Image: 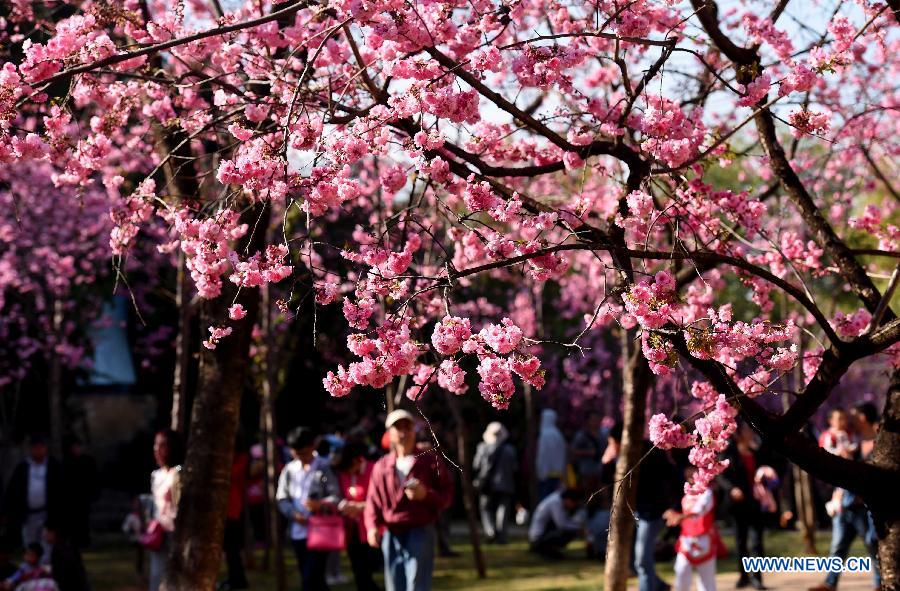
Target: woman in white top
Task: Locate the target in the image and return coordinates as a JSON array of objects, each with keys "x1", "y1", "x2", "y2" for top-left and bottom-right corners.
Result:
[{"x1": 148, "y1": 429, "x2": 183, "y2": 591}]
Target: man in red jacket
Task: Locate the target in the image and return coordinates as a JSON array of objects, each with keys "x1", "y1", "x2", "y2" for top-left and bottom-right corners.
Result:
[{"x1": 364, "y1": 409, "x2": 454, "y2": 591}]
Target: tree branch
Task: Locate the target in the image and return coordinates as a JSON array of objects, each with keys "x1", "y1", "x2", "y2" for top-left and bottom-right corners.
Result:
[
  {"x1": 31, "y1": 0, "x2": 315, "y2": 89},
  {"x1": 671, "y1": 335, "x2": 895, "y2": 496}
]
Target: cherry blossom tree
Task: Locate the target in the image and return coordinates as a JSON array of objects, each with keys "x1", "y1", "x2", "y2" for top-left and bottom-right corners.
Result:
[
  {"x1": 2, "y1": 0, "x2": 900, "y2": 589},
  {"x1": 0, "y1": 160, "x2": 118, "y2": 454}
]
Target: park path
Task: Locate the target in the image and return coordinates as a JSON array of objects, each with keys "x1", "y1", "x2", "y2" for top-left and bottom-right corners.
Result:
[{"x1": 660, "y1": 570, "x2": 877, "y2": 591}]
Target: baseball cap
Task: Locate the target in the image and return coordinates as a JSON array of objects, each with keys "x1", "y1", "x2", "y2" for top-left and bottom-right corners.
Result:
[{"x1": 385, "y1": 409, "x2": 415, "y2": 429}]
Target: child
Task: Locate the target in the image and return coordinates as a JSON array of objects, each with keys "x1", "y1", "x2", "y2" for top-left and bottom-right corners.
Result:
[
  {"x1": 818, "y1": 408, "x2": 857, "y2": 458},
  {"x1": 666, "y1": 468, "x2": 719, "y2": 591},
  {"x1": 0, "y1": 543, "x2": 57, "y2": 591},
  {"x1": 121, "y1": 496, "x2": 147, "y2": 576},
  {"x1": 818, "y1": 408, "x2": 857, "y2": 516}
]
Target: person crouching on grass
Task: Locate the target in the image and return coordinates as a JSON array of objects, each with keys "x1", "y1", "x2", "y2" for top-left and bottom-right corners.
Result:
[
  {"x1": 665, "y1": 466, "x2": 721, "y2": 591},
  {"x1": 364, "y1": 409, "x2": 453, "y2": 591},
  {"x1": 527, "y1": 488, "x2": 586, "y2": 559}
]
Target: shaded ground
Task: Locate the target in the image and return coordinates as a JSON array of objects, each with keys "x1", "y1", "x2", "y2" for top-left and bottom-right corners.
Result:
[{"x1": 83, "y1": 526, "x2": 874, "y2": 590}]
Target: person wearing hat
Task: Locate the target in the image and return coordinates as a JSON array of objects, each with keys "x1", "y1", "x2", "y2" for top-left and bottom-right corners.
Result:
[
  {"x1": 276, "y1": 427, "x2": 340, "y2": 590},
  {"x1": 472, "y1": 422, "x2": 518, "y2": 544},
  {"x1": 364, "y1": 409, "x2": 454, "y2": 591}
]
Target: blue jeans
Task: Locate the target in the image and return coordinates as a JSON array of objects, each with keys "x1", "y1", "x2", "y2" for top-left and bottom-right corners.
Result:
[
  {"x1": 587, "y1": 509, "x2": 611, "y2": 557},
  {"x1": 824, "y1": 505, "x2": 881, "y2": 588},
  {"x1": 634, "y1": 517, "x2": 667, "y2": 591},
  {"x1": 382, "y1": 525, "x2": 435, "y2": 591}
]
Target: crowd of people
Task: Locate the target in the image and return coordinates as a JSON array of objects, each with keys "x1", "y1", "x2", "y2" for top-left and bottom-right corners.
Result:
[{"x1": 0, "y1": 399, "x2": 884, "y2": 591}]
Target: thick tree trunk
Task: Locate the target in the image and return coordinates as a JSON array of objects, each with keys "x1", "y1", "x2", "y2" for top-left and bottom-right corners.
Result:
[
  {"x1": 869, "y1": 369, "x2": 900, "y2": 590},
  {"x1": 604, "y1": 328, "x2": 652, "y2": 591},
  {"x1": 877, "y1": 521, "x2": 900, "y2": 591},
  {"x1": 162, "y1": 205, "x2": 268, "y2": 591},
  {"x1": 446, "y1": 394, "x2": 487, "y2": 578}
]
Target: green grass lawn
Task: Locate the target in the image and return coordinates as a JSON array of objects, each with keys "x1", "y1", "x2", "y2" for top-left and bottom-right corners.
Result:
[{"x1": 82, "y1": 527, "x2": 869, "y2": 590}]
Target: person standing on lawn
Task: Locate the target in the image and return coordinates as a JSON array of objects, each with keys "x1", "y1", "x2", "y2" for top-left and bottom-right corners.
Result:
[
  {"x1": 666, "y1": 466, "x2": 720, "y2": 591},
  {"x1": 147, "y1": 429, "x2": 183, "y2": 591},
  {"x1": 472, "y1": 422, "x2": 518, "y2": 544},
  {"x1": 221, "y1": 434, "x2": 250, "y2": 591},
  {"x1": 364, "y1": 410, "x2": 453, "y2": 591},
  {"x1": 720, "y1": 421, "x2": 768, "y2": 590},
  {"x1": 536, "y1": 409, "x2": 567, "y2": 502},
  {"x1": 570, "y1": 412, "x2": 604, "y2": 491},
  {"x1": 276, "y1": 427, "x2": 341, "y2": 591},
  {"x1": 3, "y1": 434, "x2": 64, "y2": 549},
  {"x1": 336, "y1": 441, "x2": 381, "y2": 591},
  {"x1": 633, "y1": 439, "x2": 681, "y2": 591},
  {"x1": 808, "y1": 402, "x2": 882, "y2": 591}
]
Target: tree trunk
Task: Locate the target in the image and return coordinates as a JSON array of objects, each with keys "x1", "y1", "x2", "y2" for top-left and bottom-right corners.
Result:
[
  {"x1": 523, "y1": 382, "x2": 538, "y2": 510},
  {"x1": 793, "y1": 465, "x2": 817, "y2": 555},
  {"x1": 49, "y1": 298, "x2": 64, "y2": 458},
  {"x1": 170, "y1": 252, "x2": 192, "y2": 434},
  {"x1": 162, "y1": 205, "x2": 268, "y2": 591},
  {"x1": 446, "y1": 394, "x2": 487, "y2": 579},
  {"x1": 604, "y1": 327, "x2": 652, "y2": 591},
  {"x1": 877, "y1": 521, "x2": 900, "y2": 591},
  {"x1": 870, "y1": 369, "x2": 900, "y2": 590},
  {"x1": 260, "y1": 284, "x2": 286, "y2": 591}
]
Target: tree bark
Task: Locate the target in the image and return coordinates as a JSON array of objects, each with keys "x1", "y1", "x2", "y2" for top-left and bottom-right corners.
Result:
[
  {"x1": 48, "y1": 298, "x2": 65, "y2": 458},
  {"x1": 170, "y1": 252, "x2": 192, "y2": 434},
  {"x1": 604, "y1": 327, "x2": 652, "y2": 591},
  {"x1": 162, "y1": 204, "x2": 269, "y2": 591},
  {"x1": 793, "y1": 465, "x2": 817, "y2": 555},
  {"x1": 445, "y1": 394, "x2": 487, "y2": 578},
  {"x1": 523, "y1": 382, "x2": 538, "y2": 510},
  {"x1": 260, "y1": 284, "x2": 286, "y2": 591},
  {"x1": 870, "y1": 369, "x2": 900, "y2": 590}
]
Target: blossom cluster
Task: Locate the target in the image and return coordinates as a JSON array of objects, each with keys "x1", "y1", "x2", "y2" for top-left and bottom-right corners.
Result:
[
  {"x1": 650, "y1": 383, "x2": 738, "y2": 494},
  {"x1": 323, "y1": 318, "x2": 424, "y2": 397}
]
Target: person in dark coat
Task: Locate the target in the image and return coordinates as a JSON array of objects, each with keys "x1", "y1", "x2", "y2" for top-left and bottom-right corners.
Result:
[
  {"x1": 62, "y1": 438, "x2": 98, "y2": 549},
  {"x1": 473, "y1": 422, "x2": 518, "y2": 544},
  {"x1": 633, "y1": 439, "x2": 681, "y2": 591},
  {"x1": 3, "y1": 435, "x2": 65, "y2": 548},
  {"x1": 719, "y1": 420, "x2": 769, "y2": 590}
]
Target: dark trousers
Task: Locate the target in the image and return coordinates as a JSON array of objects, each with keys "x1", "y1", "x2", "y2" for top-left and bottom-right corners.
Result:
[
  {"x1": 435, "y1": 512, "x2": 455, "y2": 556},
  {"x1": 224, "y1": 518, "x2": 248, "y2": 588},
  {"x1": 530, "y1": 527, "x2": 578, "y2": 558},
  {"x1": 248, "y1": 503, "x2": 266, "y2": 545},
  {"x1": 347, "y1": 529, "x2": 381, "y2": 591},
  {"x1": 734, "y1": 513, "x2": 765, "y2": 583},
  {"x1": 479, "y1": 493, "x2": 512, "y2": 544},
  {"x1": 292, "y1": 539, "x2": 329, "y2": 591}
]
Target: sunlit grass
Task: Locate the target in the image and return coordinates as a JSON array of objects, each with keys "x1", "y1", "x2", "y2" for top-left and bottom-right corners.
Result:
[{"x1": 82, "y1": 526, "x2": 869, "y2": 590}]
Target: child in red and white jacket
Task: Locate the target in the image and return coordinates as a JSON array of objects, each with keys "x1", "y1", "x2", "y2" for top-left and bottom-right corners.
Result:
[{"x1": 666, "y1": 468, "x2": 720, "y2": 591}]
